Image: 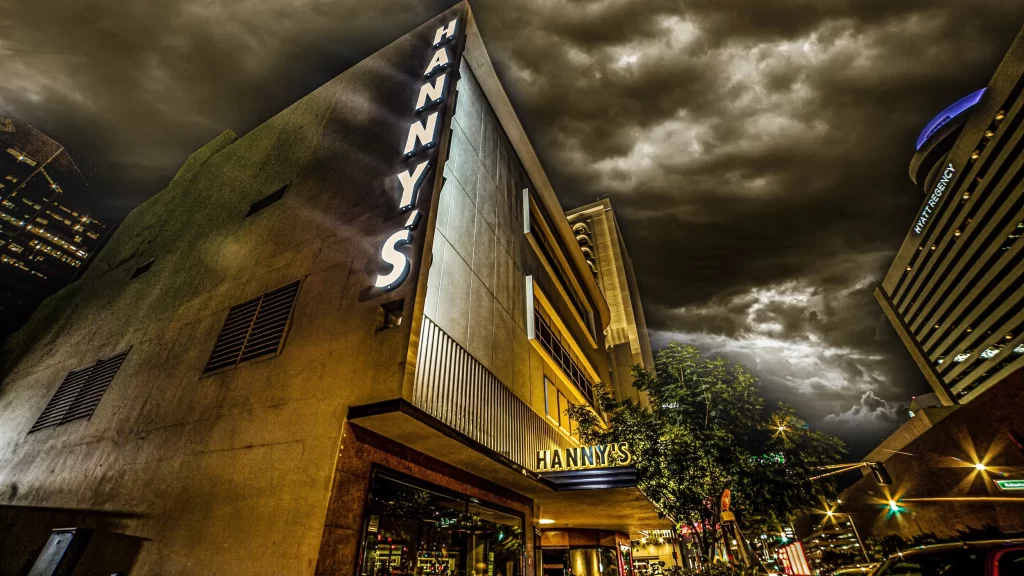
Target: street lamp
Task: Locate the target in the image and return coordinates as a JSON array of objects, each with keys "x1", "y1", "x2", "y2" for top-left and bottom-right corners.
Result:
[{"x1": 822, "y1": 507, "x2": 870, "y2": 563}]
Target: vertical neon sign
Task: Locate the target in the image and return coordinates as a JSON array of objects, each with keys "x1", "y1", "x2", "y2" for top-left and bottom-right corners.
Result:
[{"x1": 374, "y1": 18, "x2": 458, "y2": 289}]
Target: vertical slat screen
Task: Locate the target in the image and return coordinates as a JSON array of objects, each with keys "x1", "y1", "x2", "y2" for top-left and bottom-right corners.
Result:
[{"x1": 413, "y1": 316, "x2": 572, "y2": 470}]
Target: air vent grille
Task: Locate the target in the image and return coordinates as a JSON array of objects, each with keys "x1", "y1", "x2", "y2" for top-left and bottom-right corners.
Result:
[
  {"x1": 30, "y1": 350, "x2": 130, "y2": 433},
  {"x1": 204, "y1": 280, "x2": 300, "y2": 373}
]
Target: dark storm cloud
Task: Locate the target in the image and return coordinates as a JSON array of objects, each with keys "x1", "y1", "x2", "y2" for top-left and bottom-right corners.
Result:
[
  {"x1": 469, "y1": 0, "x2": 1022, "y2": 452},
  {"x1": 2, "y1": 0, "x2": 1021, "y2": 454},
  {"x1": 0, "y1": 0, "x2": 452, "y2": 216}
]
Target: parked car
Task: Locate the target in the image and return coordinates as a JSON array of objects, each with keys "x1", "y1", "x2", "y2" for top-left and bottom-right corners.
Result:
[
  {"x1": 833, "y1": 563, "x2": 878, "y2": 575},
  {"x1": 871, "y1": 539, "x2": 1024, "y2": 576}
]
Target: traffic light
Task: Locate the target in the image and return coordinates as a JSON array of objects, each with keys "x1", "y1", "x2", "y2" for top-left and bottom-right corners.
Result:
[{"x1": 868, "y1": 462, "x2": 892, "y2": 485}]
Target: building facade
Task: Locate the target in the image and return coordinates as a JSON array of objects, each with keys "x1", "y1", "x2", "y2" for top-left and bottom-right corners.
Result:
[
  {"x1": 875, "y1": 26, "x2": 1024, "y2": 406},
  {"x1": 841, "y1": 25, "x2": 1024, "y2": 540},
  {"x1": 565, "y1": 200, "x2": 654, "y2": 405},
  {"x1": 0, "y1": 118, "x2": 106, "y2": 338},
  {"x1": 800, "y1": 518, "x2": 865, "y2": 571},
  {"x1": 838, "y1": 366, "x2": 1024, "y2": 539},
  {"x1": 0, "y1": 5, "x2": 666, "y2": 575}
]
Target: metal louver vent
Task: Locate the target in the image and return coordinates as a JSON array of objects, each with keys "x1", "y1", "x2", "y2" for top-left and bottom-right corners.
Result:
[
  {"x1": 204, "y1": 280, "x2": 300, "y2": 374},
  {"x1": 29, "y1": 350, "x2": 130, "y2": 433}
]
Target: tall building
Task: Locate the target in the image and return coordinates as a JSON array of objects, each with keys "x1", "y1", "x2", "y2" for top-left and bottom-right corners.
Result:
[
  {"x1": 839, "y1": 25, "x2": 1024, "y2": 541},
  {"x1": 0, "y1": 118, "x2": 106, "y2": 337},
  {"x1": 0, "y1": 4, "x2": 666, "y2": 575},
  {"x1": 800, "y1": 519, "x2": 864, "y2": 571},
  {"x1": 565, "y1": 200, "x2": 654, "y2": 404},
  {"x1": 875, "y1": 26, "x2": 1024, "y2": 406}
]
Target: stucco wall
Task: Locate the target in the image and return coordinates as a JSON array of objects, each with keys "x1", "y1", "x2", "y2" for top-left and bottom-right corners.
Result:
[{"x1": 0, "y1": 7, "x2": 459, "y2": 573}]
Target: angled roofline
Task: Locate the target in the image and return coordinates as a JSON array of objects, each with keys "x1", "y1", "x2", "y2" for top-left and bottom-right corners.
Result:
[{"x1": 461, "y1": 4, "x2": 611, "y2": 331}]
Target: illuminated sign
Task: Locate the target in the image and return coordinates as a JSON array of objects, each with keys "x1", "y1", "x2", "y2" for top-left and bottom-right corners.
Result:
[
  {"x1": 912, "y1": 163, "x2": 955, "y2": 235},
  {"x1": 916, "y1": 88, "x2": 986, "y2": 150},
  {"x1": 374, "y1": 18, "x2": 459, "y2": 290},
  {"x1": 535, "y1": 442, "x2": 632, "y2": 472},
  {"x1": 776, "y1": 541, "x2": 811, "y2": 576},
  {"x1": 996, "y1": 479, "x2": 1024, "y2": 491}
]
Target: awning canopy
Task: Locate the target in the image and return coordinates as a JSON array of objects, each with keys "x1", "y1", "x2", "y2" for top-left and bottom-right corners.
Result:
[{"x1": 349, "y1": 399, "x2": 671, "y2": 534}]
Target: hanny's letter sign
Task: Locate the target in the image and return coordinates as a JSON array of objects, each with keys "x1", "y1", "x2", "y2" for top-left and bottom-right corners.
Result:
[
  {"x1": 535, "y1": 443, "x2": 632, "y2": 472},
  {"x1": 374, "y1": 18, "x2": 459, "y2": 289}
]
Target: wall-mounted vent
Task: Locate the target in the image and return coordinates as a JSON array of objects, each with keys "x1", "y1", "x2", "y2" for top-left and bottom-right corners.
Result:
[
  {"x1": 246, "y1": 185, "x2": 288, "y2": 217},
  {"x1": 204, "y1": 280, "x2": 300, "y2": 374},
  {"x1": 131, "y1": 259, "x2": 154, "y2": 279},
  {"x1": 30, "y1": 350, "x2": 130, "y2": 433}
]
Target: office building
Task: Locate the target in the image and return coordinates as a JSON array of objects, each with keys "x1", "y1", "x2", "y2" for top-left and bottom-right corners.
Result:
[
  {"x1": 565, "y1": 200, "x2": 654, "y2": 404},
  {"x1": 0, "y1": 119, "x2": 106, "y2": 337},
  {"x1": 875, "y1": 26, "x2": 1024, "y2": 406},
  {"x1": 0, "y1": 4, "x2": 666, "y2": 574},
  {"x1": 841, "y1": 26, "x2": 1024, "y2": 540},
  {"x1": 800, "y1": 519, "x2": 864, "y2": 570}
]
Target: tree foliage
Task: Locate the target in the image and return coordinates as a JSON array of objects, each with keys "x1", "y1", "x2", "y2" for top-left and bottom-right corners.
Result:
[{"x1": 567, "y1": 343, "x2": 846, "y2": 565}]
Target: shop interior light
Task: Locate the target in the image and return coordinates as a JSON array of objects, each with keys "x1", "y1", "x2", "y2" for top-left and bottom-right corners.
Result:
[{"x1": 538, "y1": 518, "x2": 556, "y2": 525}]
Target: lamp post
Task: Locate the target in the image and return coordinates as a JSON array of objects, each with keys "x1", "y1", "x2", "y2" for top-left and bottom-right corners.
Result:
[{"x1": 824, "y1": 508, "x2": 870, "y2": 563}]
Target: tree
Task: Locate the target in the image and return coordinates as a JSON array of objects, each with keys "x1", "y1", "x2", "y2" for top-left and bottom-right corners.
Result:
[{"x1": 567, "y1": 343, "x2": 846, "y2": 567}]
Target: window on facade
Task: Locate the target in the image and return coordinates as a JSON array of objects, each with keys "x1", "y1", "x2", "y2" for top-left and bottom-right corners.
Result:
[
  {"x1": 203, "y1": 280, "x2": 300, "y2": 374},
  {"x1": 246, "y1": 185, "x2": 288, "y2": 217},
  {"x1": 535, "y1": 305, "x2": 596, "y2": 407},
  {"x1": 29, "y1": 350, "x2": 130, "y2": 433},
  {"x1": 358, "y1": 472, "x2": 524, "y2": 576},
  {"x1": 544, "y1": 377, "x2": 575, "y2": 435},
  {"x1": 131, "y1": 259, "x2": 154, "y2": 279}
]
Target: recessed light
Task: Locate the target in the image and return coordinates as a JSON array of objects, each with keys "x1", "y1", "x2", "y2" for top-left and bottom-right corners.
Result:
[{"x1": 538, "y1": 519, "x2": 556, "y2": 525}]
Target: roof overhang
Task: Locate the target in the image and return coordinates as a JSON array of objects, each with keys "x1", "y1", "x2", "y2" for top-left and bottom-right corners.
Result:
[{"x1": 349, "y1": 399, "x2": 669, "y2": 533}]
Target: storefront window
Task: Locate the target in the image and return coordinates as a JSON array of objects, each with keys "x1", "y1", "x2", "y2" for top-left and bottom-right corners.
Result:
[
  {"x1": 359, "y1": 471, "x2": 525, "y2": 576},
  {"x1": 542, "y1": 547, "x2": 623, "y2": 576}
]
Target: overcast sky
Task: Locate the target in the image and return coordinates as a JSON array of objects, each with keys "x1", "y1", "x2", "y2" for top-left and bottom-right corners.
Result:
[{"x1": 2, "y1": 0, "x2": 1021, "y2": 456}]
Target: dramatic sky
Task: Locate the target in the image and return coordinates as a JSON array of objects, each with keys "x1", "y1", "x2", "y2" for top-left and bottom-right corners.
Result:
[{"x1": 2, "y1": 0, "x2": 1021, "y2": 456}]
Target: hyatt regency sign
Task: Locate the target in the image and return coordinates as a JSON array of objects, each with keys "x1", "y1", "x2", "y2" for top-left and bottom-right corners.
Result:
[
  {"x1": 374, "y1": 19, "x2": 459, "y2": 290},
  {"x1": 536, "y1": 442, "x2": 632, "y2": 472},
  {"x1": 913, "y1": 163, "x2": 956, "y2": 235}
]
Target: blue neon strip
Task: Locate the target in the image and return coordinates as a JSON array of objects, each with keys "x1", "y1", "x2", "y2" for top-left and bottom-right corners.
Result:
[{"x1": 916, "y1": 88, "x2": 987, "y2": 150}]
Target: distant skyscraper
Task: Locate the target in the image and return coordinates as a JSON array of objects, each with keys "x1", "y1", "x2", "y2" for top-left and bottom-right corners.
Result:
[
  {"x1": 876, "y1": 27, "x2": 1024, "y2": 405},
  {"x1": 0, "y1": 118, "x2": 105, "y2": 336},
  {"x1": 566, "y1": 199, "x2": 655, "y2": 403}
]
